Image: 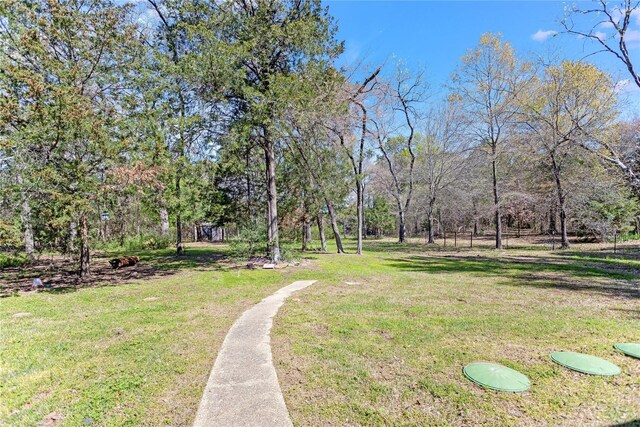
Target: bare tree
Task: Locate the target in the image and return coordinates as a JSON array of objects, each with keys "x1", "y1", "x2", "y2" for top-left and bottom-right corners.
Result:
[
  {"x1": 371, "y1": 65, "x2": 428, "y2": 243},
  {"x1": 283, "y1": 98, "x2": 349, "y2": 254},
  {"x1": 419, "y1": 103, "x2": 469, "y2": 243},
  {"x1": 330, "y1": 66, "x2": 382, "y2": 255},
  {"x1": 580, "y1": 119, "x2": 640, "y2": 190},
  {"x1": 562, "y1": 0, "x2": 640, "y2": 89},
  {"x1": 518, "y1": 61, "x2": 618, "y2": 248},
  {"x1": 452, "y1": 34, "x2": 526, "y2": 249}
]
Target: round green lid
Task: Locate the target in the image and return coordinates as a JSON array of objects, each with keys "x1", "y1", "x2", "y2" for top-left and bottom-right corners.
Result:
[
  {"x1": 614, "y1": 343, "x2": 640, "y2": 359},
  {"x1": 551, "y1": 351, "x2": 621, "y2": 376},
  {"x1": 463, "y1": 362, "x2": 530, "y2": 392}
]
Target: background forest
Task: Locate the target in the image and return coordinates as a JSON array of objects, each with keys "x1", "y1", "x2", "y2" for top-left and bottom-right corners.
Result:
[{"x1": 1, "y1": 0, "x2": 639, "y2": 276}]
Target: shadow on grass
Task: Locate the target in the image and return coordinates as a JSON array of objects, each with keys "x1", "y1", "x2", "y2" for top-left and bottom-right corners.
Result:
[
  {"x1": 0, "y1": 244, "x2": 229, "y2": 296},
  {"x1": 358, "y1": 236, "x2": 559, "y2": 253},
  {"x1": 610, "y1": 421, "x2": 640, "y2": 427},
  {"x1": 386, "y1": 254, "x2": 640, "y2": 300},
  {"x1": 555, "y1": 248, "x2": 640, "y2": 264}
]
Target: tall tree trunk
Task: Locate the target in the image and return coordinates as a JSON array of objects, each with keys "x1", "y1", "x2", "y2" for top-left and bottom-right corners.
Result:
[
  {"x1": 549, "y1": 207, "x2": 557, "y2": 234},
  {"x1": 558, "y1": 199, "x2": 569, "y2": 249},
  {"x1": 317, "y1": 214, "x2": 327, "y2": 252},
  {"x1": 305, "y1": 221, "x2": 311, "y2": 246},
  {"x1": 301, "y1": 197, "x2": 311, "y2": 251},
  {"x1": 79, "y1": 213, "x2": 90, "y2": 279},
  {"x1": 160, "y1": 207, "x2": 169, "y2": 236},
  {"x1": 491, "y1": 148, "x2": 502, "y2": 249},
  {"x1": 472, "y1": 199, "x2": 479, "y2": 237},
  {"x1": 398, "y1": 209, "x2": 406, "y2": 243},
  {"x1": 427, "y1": 199, "x2": 435, "y2": 244},
  {"x1": 176, "y1": 174, "x2": 183, "y2": 255},
  {"x1": 551, "y1": 155, "x2": 569, "y2": 249},
  {"x1": 264, "y1": 134, "x2": 281, "y2": 263},
  {"x1": 246, "y1": 148, "x2": 253, "y2": 221},
  {"x1": 20, "y1": 189, "x2": 35, "y2": 259},
  {"x1": 356, "y1": 179, "x2": 364, "y2": 255},
  {"x1": 325, "y1": 198, "x2": 344, "y2": 253},
  {"x1": 301, "y1": 219, "x2": 310, "y2": 251}
]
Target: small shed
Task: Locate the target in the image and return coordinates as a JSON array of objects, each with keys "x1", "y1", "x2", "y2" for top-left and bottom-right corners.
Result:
[{"x1": 196, "y1": 223, "x2": 225, "y2": 242}]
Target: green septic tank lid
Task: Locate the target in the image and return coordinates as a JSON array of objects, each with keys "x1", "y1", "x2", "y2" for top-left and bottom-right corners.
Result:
[
  {"x1": 551, "y1": 351, "x2": 621, "y2": 376},
  {"x1": 463, "y1": 362, "x2": 530, "y2": 392},
  {"x1": 614, "y1": 343, "x2": 640, "y2": 359}
]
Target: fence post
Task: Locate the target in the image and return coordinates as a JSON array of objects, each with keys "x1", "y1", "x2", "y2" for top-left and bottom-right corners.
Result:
[
  {"x1": 470, "y1": 232, "x2": 473, "y2": 248},
  {"x1": 454, "y1": 231, "x2": 457, "y2": 247},
  {"x1": 443, "y1": 230, "x2": 446, "y2": 247},
  {"x1": 614, "y1": 230, "x2": 617, "y2": 254}
]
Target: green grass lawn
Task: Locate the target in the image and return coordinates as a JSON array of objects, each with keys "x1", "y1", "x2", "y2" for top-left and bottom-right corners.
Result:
[
  {"x1": 272, "y1": 242, "x2": 640, "y2": 426},
  {"x1": 0, "y1": 245, "x2": 318, "y2": 426},
  {"x1": 2, "y1": 240, "x2": 639, "y2": 426}
]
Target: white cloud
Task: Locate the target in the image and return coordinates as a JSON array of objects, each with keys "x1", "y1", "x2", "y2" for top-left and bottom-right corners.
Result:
[
  {"x1": 593, "y1": 31, "x2": 607, "y2": 41},
  {"x1": 615, "y1": 79, "x2": 640, "y2": 94},
  {"x1": 633, "y1": 8, "x2": 640, "y2": 26},
  {"x1": 531, "y1": 29, "x2": 557, "y2": 42},
  {"x1": 598, "y1": 8, "x2": 640, "y2": 29},
  {"x1": 626, "y1": 29, "x2": 640, "y2": 42}
]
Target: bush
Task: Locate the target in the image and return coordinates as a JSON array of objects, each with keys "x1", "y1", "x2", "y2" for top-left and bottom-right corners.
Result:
[
  {"x1": 228, "y1": 226, "x2": 300, "y2": 262},
  {"x1": 228, "y1": 226, "x2": 268, "y2": 260},
  {"x1": 618, "y1": 232, "x2": 640, "y2": 242},
  {"x1": 0, "y1": 220, "x2": 21, "y2": 251},
  {"x1": 98, "y1": 234, "x2": 172, "y2": 253},
  {"x1": 0, "y1": 253, "x2": 29, "y2": 269},
  {"x1": 278, "y1": 242, "x2": 299, "y2": 263}
]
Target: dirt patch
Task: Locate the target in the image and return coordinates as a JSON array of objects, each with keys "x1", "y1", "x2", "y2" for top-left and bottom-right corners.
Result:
[
  {"x1": 312, "y1": 323, "x2": 329, "y2": 337},
  {"x1": 0, "y1": 244, "x2": 226, "y2": 295},
  {"x1": 38, "y1": 412, "x2": 63, "y2": 427}
]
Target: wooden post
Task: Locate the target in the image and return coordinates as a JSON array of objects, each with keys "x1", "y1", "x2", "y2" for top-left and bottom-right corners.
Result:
[
  {"x1": 470, "y1": 232, "x2": 473, "y2": 248},
  {"x1": 443, "y1": 230, "x2": 446, "y2": 247},
  {"x1": 454, "y1": 231, "x2": 457, "y2": 247},
  {"x1": 614, "y1": 231, "x2": 617, "y2": 254}
]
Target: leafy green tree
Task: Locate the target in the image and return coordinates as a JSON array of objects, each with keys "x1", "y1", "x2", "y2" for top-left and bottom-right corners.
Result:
[
  {"x1": 139, "y1": 0, "x2": 218, "y2": 254},
  {"x1": 0, "y1": 0, "x2": 143, "y2": 276},
  {"x1": 518, "y1": 61, "x2": 618, "y2": 248},
  {"x1": 191, "y1": 0, "x2": 343, "y2": 262},
  {"x1": 452, "y1": 33, "x2": 529, "y2": 249},
  {"x1": 365, "y1": 196, "x2": 395, "y2": 238}
]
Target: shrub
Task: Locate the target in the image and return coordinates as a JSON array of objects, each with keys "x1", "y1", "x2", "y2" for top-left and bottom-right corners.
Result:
[
  {"x1": 0, "y1": 220, "x2": 21, "y2": 252},
  {"x1": 228, "y1": 226, "x2": 268, "y2": 260},
  {"x1": 97, "y1": 234, "x2": 172, "y2": 253},
  {"x1": 228, "y1": 226, "x2": 300, "y2": 262},
  {"x1": 0, "y1": 253, "x2": 29, "y2": 269}
]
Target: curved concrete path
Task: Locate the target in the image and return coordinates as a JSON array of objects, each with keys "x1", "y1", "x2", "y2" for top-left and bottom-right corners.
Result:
[{"x1": 193, "y1": 280, "x2": 317, "y2": 427}]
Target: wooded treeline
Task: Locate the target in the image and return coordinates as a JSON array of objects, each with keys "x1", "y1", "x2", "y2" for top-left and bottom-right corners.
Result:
[{"x1": 1, "y1": 0, "x2": 639, "y2": 275}]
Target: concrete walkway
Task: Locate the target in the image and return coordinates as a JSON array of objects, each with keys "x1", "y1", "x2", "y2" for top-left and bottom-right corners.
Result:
[{"x1": 193, "y1": 280, "x2": 317, "y2": 427}]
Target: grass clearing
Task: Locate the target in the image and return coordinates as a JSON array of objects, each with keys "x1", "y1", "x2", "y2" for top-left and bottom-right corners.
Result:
[
  {"x1": 2, "y1": 239, "x2": 639, "y2": 426},
  {"x1": 273, "y1": 241, "x2": 640, "y2": 426},
  {"x1": 0, "y1": 244, "x2": 316, "y2": 426}
]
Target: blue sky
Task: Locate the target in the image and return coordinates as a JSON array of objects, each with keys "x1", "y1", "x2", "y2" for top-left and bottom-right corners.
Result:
[{"x1": 324, "y1": 1, "x2": 640, "y2": 112}]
